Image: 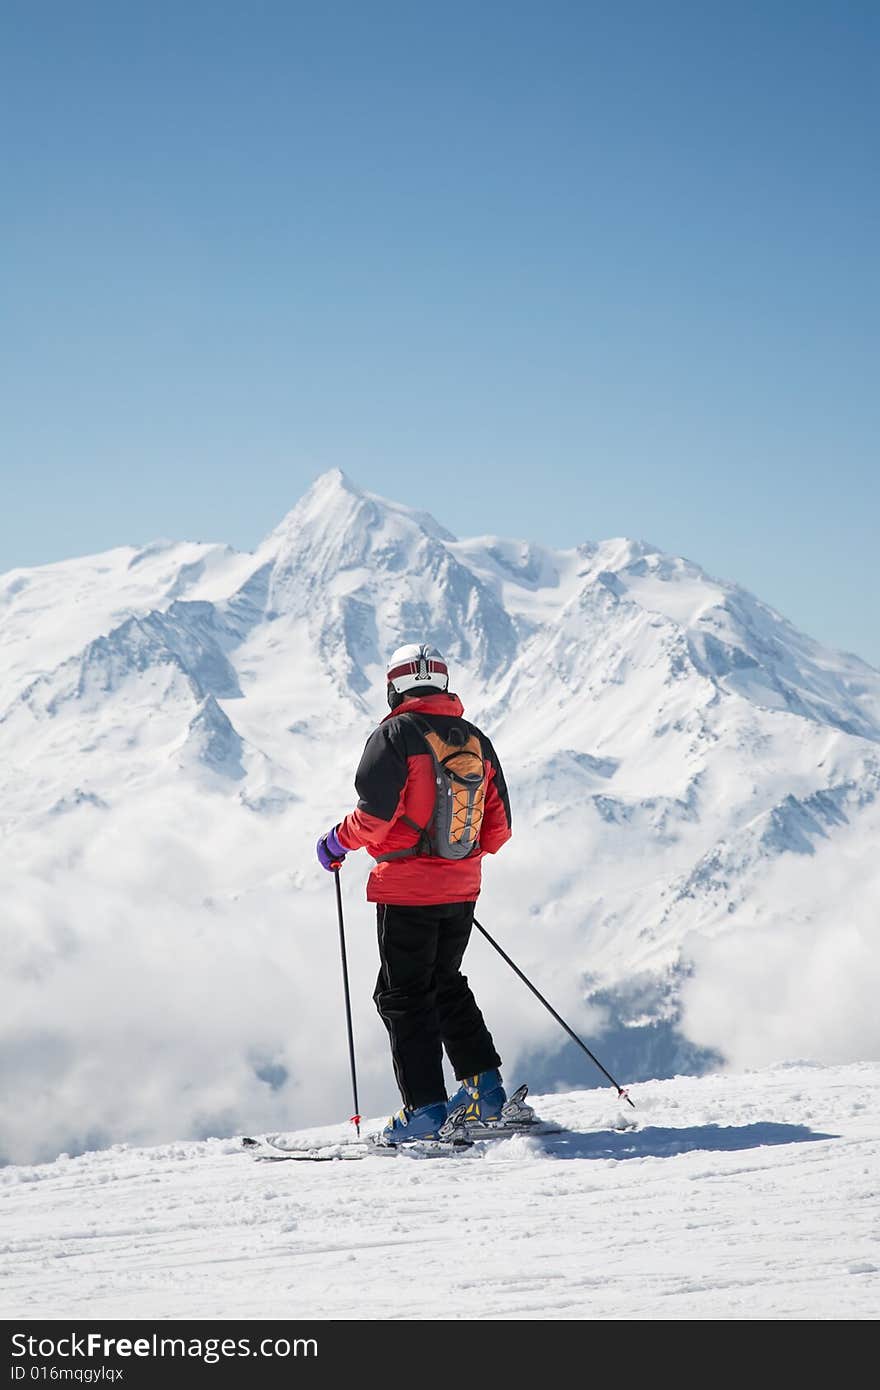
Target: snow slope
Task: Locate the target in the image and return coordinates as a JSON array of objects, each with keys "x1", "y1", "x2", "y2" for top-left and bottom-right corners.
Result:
[
  {"x1": 2, "y1": 469, "x2": 879, "y2": 1165},
  {"x1": 2, "y1": 1064, "x2": 878, "y2": 1321}
]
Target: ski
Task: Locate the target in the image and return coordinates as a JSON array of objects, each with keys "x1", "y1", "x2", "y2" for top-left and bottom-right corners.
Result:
[
  {"x1": 242, "y1": 1136, "x2": 472, "y2": 1162},
  {"x1": 242, "y1": 1104, "x2": 474, "y2": 1162},
  {"x1": 242, "y1": 1134, "x2": 369, "y2": 1161},
  {"x1": 253, "y1": 1145, "x2": 373, "y2": 1162},
  {"x1": 457, "y1": 1119, "x2": 562, "y2": 1140},
  {"x1": 243, "y1": 1126, "x2": 564, "y2": 1161}
]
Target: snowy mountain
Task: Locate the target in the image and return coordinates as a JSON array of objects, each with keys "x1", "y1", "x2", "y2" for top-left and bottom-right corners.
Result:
[
  {"x1": 2, "y1": 469, "x2": 879, "y2": 1165},
  {"x1": 3, "y1": 1064, "x2": 878, "y2": 1320}
]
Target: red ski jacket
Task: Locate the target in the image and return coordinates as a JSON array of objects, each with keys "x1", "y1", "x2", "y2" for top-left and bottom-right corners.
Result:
[{"x1": 336, "y1": 693, "x2": 512, "y2": 905}]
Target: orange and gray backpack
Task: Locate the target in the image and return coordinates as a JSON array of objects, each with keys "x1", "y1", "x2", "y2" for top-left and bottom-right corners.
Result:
[{"x1": 377, "y1": 714, "x2": 487, "y2": 861}]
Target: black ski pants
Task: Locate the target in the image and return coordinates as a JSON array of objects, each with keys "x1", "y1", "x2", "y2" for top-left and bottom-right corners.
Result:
[{"x1": 374, "y1": 901, "x2": 502, "y2": 1111}]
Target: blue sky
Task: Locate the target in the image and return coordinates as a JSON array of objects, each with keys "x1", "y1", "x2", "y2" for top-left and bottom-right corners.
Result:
[{"x1": 2, "y1": 1, "x2": 877, "y2": 662}]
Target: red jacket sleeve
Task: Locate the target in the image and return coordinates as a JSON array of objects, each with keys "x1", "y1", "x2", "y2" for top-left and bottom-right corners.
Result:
[
  {"x1": 335, "y1": 721, "x2": 408, "y2": 854},
  {"x1": 478, "y1": 741, "x2": 512, "y2": 854}
]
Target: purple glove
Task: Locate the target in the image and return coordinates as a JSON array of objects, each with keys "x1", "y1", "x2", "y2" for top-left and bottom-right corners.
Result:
[{"x1": 316, "y1": 825, "x2": 348, "y2": 872}]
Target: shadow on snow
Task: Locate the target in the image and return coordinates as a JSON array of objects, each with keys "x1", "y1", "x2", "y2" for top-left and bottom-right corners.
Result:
[{"x1": 540, "y1": 1122, "x2": 836, "y2": 1161}]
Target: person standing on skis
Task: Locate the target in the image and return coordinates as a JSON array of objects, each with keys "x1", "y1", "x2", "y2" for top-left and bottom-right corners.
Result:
[{"x1": 316, "y1": 642, "x2": 519, "y2": 1144}]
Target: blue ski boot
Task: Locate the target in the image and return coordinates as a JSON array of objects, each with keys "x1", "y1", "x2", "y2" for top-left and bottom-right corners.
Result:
[
  {"x1": 446, "y1": 1069, "x2": 507, "y2": 1124},
  {"x1": 377, "y1": 1101, "x2": 451, "y2": 1146}
]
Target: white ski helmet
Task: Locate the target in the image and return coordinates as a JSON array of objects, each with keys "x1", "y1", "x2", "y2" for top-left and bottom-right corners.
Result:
[{"x1": 386, "y1": 642, "x2": 449, "y2": 701}]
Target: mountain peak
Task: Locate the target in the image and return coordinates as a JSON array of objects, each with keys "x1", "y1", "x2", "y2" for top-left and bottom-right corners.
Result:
[
  {"x1": 265, "y1": 470, "x2": 454, "y2": 548},
  {"x1": 305, "y1": 467, "x2": 361, "y2": 500},
  {"x1": 258, "y1": 472, "x2": 458, "y2": 618},
  {"x1": 265, "y1": 469, "x2": 361, "y2": 536}
]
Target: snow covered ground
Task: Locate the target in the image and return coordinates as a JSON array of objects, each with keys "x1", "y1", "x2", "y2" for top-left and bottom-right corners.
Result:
[{"x1": 2, "y1": 1063, "x2": 878, "y2": 1321}]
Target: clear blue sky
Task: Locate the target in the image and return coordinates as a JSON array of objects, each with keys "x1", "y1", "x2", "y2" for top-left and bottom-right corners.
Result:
[{"x1": 2, "y1": 1, "x2": 877, "y2": 662}]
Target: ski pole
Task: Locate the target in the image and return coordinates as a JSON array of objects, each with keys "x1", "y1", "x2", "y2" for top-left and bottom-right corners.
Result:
[
  {"x1": 332, "y1": 865, "x2": 362, "y2": 1136},
  {"x1": 472, "y1": 917, "x2": 635, "y2": 1108}
]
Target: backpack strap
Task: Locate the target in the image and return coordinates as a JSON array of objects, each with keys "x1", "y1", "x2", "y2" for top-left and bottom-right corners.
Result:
[
  {"x1": 399, "y1": 711, "x2": 431, "y2": 738},
  {"x1": 373, "y1": 815, "x2": 432, "y2": 862}
]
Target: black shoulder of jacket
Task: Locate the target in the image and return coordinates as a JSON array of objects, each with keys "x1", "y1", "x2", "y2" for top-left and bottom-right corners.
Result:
[{"x1": 353, "y1": 718, "x2": 410, "y2": 822}]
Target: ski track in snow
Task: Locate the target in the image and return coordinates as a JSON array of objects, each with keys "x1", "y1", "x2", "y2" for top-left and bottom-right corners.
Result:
[{"x1": 2, "y1": 1066, "x2": 878, "y2": 1321}]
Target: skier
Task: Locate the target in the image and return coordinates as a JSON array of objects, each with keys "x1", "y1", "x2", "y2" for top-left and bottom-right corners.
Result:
[{"x1": 316, "y1": 642, "x2": 514, "y2": 1144}]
